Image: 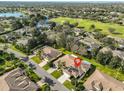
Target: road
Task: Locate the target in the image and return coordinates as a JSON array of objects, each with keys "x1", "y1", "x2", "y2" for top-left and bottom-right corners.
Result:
[{"x1": 5, "y1": 47, "x2": 69, "y2": 91}]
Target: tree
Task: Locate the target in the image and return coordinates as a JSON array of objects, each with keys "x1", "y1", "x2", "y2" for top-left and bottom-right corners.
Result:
[
  {"x1": 109, "y1": 56, "x2": 122, "y2": 69},
  {"x1": 75, "y1": 82, "x2": 85, "y2": 91},
  {"x1": 48, "y1": 61, "x2": 54, "y2": 67},
  {"x1": 31, "y1": 27, "x2": 40, "y2": 37},
  {"x1": 29, "y1": 17, "x2": 37, "y2": 27},
  {"x1": 0, "y1": 57, "x2": 4, "y2": 64},
  {"x1": 70, "y1": 76, "x2": 78, "y2": 88},
  {"x1": 120, "y1": 61, "x2": 124, "y2": 73},
  {"x1": 9, "y1": 53, "x2": 15, "y2": 60},
  {"x1": 27, "y1": 38, "x2": 37, "y2": 50},
  {"x1": 96, "y1": 51, "x2": 113, "y2": 65},
  {"x1": 42, "y1": 83, "x2": 51, "y2": 91},
  {"x1": 37, "y1": 50, "x2": 43, "y2": 60},
  {"x1": 90, "y1": 24, "x2": 95, "y2": 30}
]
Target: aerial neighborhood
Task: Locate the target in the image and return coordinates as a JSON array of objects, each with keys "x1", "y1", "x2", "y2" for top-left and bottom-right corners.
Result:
[{"x1": 0, "y1": 1, "x2": 124, "y2": 91}]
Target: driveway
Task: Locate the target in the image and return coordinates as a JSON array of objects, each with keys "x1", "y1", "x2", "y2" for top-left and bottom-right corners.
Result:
[
  {"x1": 28, "y1": 59, "x2": 69, "y2": 91},
  {"x1": 39, "y1": 60, "x2": 47, "y2": 67},
  {"x1": 58, "y1": 72, "x2": 70, "y2": 84}
]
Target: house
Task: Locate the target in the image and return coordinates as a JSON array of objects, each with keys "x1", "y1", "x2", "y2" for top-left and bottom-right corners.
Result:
[
  {"x1": 54, "y1": 54, "x2": 91, "y2": 78},
  {"x1": 0, "y1": 68, "x2": 39, "y2": 91},
  {"x1": 84, "y1": 69, "x2": 124, "y2": 91},
  {"x1": 40, "y1": 46, "x2": 62, "y2": 62},
  {"x1": 79, "y1": 36, "x2": 102, "y2": 50}
]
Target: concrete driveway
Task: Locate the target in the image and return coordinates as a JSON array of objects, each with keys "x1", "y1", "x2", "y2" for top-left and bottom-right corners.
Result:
[{"x1": 58, "y1": 72, "x2": 70, "y2": 84}]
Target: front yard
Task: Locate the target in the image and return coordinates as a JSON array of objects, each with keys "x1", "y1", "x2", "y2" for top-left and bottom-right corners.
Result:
[
  {"x1": 42, "y1": 64, "x2": 51, "y2": 70},
  {"x1": 31, "y1": 56, "x2": 41, "y2": 64},
  {"x1": 51, "y1": 70, "x2": 63, "y2": 79},
  {"x1": 63, "y1": 80, "x2": 75, "y2": 90}
]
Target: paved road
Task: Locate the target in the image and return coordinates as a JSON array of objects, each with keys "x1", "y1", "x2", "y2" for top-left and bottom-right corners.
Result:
[
  {"x1": 5, "y1": 47, "x2": 69, "y2": 91},
  {"x1": 28, "y1": 60, "x2": 69, "y2": 91}
]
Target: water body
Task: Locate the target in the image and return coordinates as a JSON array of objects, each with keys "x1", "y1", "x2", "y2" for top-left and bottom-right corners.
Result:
[{"x1": 0, "y1": 12, "x2": 25, "y2": 17}]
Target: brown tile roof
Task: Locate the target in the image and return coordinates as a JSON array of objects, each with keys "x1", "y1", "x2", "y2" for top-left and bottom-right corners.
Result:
[
  {"x1": 84, "y1": 69, "x2": 124, "y2": 91},
  {"x1": 42, "y1": 46, "x2": 62, "y2": 61},
  {"x1": 0, "y1": 68, "x2": 38, "y2": 91},
  {"x1": 54, "y1": 54, "x2": 91, "y2": 77}
]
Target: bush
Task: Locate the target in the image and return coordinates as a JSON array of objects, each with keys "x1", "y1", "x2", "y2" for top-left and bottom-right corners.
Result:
[{"x1": 25, "y1": 68, "x2": 41, "y2": 82}]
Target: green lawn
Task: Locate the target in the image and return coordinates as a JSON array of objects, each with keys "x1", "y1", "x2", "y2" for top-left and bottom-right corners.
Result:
[
  {"x1": 59, "y1": 48, "x2": 124, "y2": 81},
  {"x1": 63, "y1": 80, "x2": 75, "y2": 90},
  {"x1": 0, "y1": 61, "x2": 14, "y2": 69},
  {"x1": 42, "y1": 64, "x2": 50, "y2": 70},
  {"x1": 51, "y1": 70, "x2": 63, "y2": 79},
  {"x1": 51, "y1": 17, "x2": 124, "y2": 38},
  {"x1": 10, "y1": 45, "x2": 27, "y2": 56},
  {"x1": 31, "y1": 56, "x2": 41, "y2": 64}
]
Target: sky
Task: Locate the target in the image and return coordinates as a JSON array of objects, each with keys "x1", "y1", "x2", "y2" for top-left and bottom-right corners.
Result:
[{"x1": 0, "y1": 0, "x2": 124, "y2": 2}]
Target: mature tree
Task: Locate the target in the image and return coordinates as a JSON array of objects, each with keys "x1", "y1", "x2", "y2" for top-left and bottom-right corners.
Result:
[
  {"x1": 30, "y1": 27, "x2": 40, "y2": 37},
  {"x1": 70, "y1": 76, "x2": 78, "y2": 87},
  {"x1": 11, "y1": 19, "x2": 23, "y2": 30},
  {"x1": 9, "y1": 53, "x2": 15, "y2": 60},
  {"x1": 109, "y1": 56, "x2": 122, "y2": 69},
  {"x1": 27, "y1": 38, "x2": 37, "y2": 50},
  {"x1": 120, "y1": 61, "x2": 124, "y2": 73},
  {"x1": 75, "y1": 82, "x2": 85, "y2": 91},
  {"x1": 29, "y1": 17, "x2": 37, "y2": 27},
  {"x1": 96, "y1": 51, "x2": 113, "y2": 65},
  {"x1": 0, "y1": 57, "x2": 4, "y2": 64}
]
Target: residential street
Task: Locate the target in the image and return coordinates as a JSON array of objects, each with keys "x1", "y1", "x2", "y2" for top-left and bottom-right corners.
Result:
[{"x1": 5, "y1": 47, "x2": 69, "y2": 91}]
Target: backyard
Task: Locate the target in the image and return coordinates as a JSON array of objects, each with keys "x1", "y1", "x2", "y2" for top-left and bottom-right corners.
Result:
[{"x1": 59, "y1": 48, "x2": 124, "y2": 81}]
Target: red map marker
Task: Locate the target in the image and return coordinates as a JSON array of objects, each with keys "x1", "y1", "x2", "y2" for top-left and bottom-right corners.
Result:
[{"x1": 74, "y1": 58, "x2": 82, "y2": 67}]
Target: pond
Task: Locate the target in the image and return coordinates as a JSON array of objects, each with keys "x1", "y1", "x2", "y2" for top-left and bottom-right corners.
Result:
[{"x1": 0, "y1": 12, "x2": 25, "y2": 17}]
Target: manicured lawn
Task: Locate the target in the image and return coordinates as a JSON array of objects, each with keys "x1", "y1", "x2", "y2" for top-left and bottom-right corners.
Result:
[
  {"x1": 59, "y1": 48, "x2": 124, "y2": 81},
  {"x1": 51, "y1": 70, "x2": 63, "y2": 79},
  {"x1": 10, "y1": 45, "x2": 27, "y2": 56},
  {"x1": 63, "y1": 80, "x2": 75, "y2": 90},
  {"x1": 51, "y1": 17, "x2": 124, "y2": 38},
  {"x1": 42, "y1": 64, "x2": 50, "y2": 70},
  {"x1": 31, "y1": 56, "x2": 41, "y2": 64}
]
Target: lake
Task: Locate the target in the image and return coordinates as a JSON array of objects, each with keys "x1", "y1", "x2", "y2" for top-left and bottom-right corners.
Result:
[{"x1": 0, "y1": 12, "x2": 25, "y2": 17}]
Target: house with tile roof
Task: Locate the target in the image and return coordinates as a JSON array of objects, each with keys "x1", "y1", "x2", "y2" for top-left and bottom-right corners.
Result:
[
  {"x1": 40, "y1": 46, "x2": 62, "y2": 62},
  {"x1": 84, "y1": 69, "x2": 124, "y2": 91},
  {"x1": 54, "y1": 54, "x2": 91, "y2": 78},
  {"x1": 0, "y1": 68, "x2": 39, "y2": 91}
]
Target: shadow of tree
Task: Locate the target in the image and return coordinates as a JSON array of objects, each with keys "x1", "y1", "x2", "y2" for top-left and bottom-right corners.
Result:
[{"x1": 43, "y1": 76, "x2": 56, "y2": 86}]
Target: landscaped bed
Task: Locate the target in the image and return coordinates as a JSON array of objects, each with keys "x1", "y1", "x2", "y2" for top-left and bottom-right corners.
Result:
[
  {"x1": 31, "y1": 56, "x2": 41, "y2": 64},
  {"x1": 63, "y1": 80, "x2": 75, "y2": 90},
  {"x1": 51, "y1": 70, "x2": 63, "y2": 79}
]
